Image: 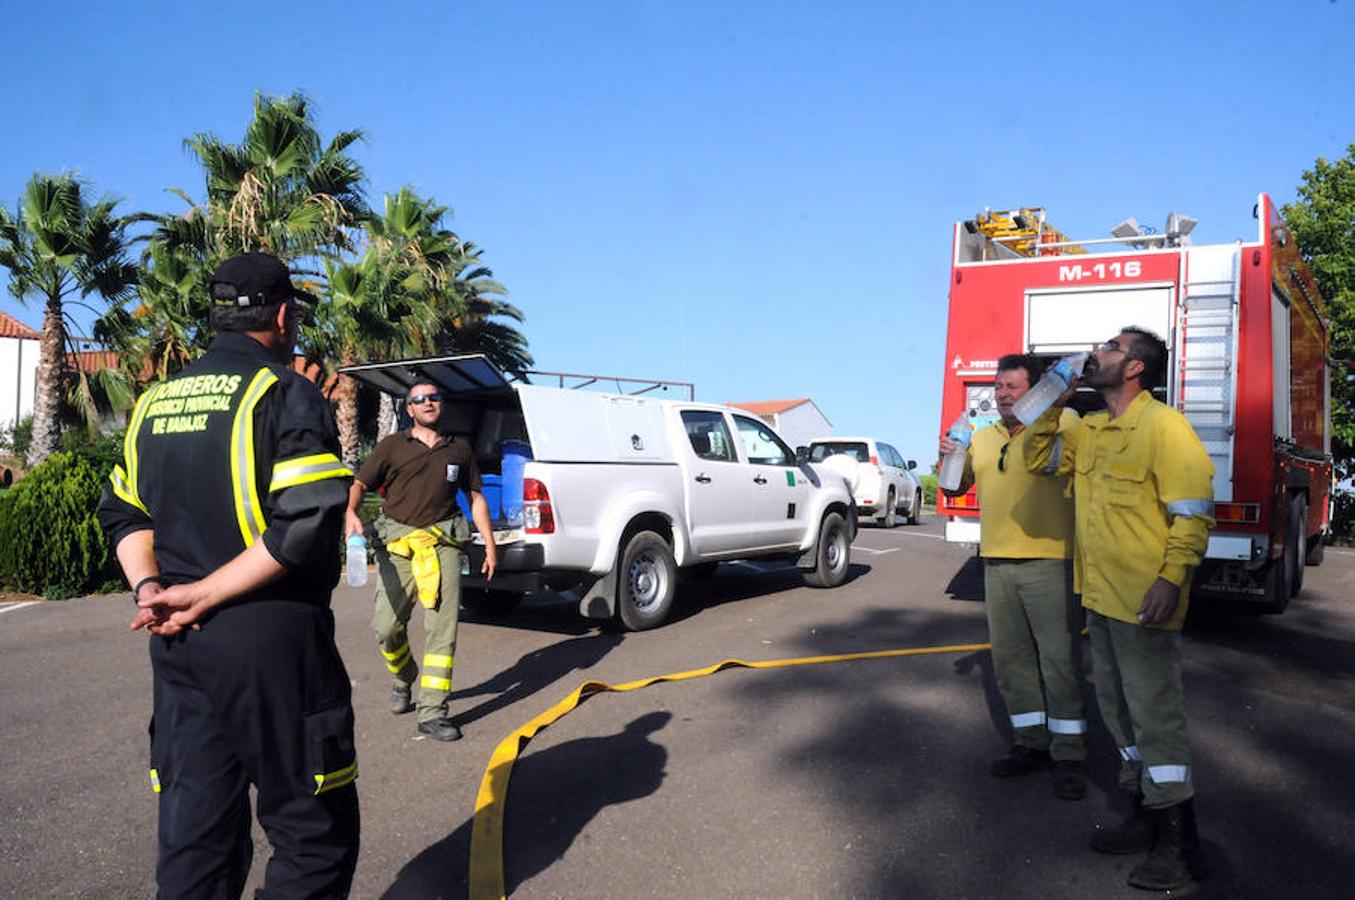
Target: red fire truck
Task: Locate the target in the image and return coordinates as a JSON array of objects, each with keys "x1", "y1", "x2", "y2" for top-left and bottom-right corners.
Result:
[{"x1": 939, "y1": 195, "x2": 1333, "y2": 613}]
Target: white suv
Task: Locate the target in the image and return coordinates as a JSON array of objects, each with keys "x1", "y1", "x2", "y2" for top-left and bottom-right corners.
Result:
[{"x1": 806, "y1": 437, "x2": 922, "y2": 527}]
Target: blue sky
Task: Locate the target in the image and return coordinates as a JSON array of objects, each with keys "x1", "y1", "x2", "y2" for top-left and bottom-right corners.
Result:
[{"x1": 3, "y1": 1, "x2": 1352, "y2": 465}]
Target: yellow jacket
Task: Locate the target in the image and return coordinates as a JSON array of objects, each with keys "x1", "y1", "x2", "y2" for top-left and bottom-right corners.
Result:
[
  {"x1": 385, "y1": 525, "x2": 453, "y2": 608},
  {"x1": 959, "y1": 411, "x2": 1078, "y2": 560},
  {"x1": 1026, "y1": 393, "x2": 1214, "y2": 630}
]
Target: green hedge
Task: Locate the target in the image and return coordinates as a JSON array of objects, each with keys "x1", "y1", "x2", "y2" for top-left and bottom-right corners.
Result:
[
  {"x1": 919, "y1": 474, "x2": 938, "y2": 507},
  {"x1": 0, "y1": 437, "x2": 122, "y2": 599}
]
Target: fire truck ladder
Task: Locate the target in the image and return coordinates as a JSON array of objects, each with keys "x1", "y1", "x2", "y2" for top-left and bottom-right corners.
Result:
[
  {"x1": 969, "y1": 207, "x2": 1087, "y2": 257},
  {"x1": 1174, "y1": 245, "x2": 1240, "y2": 502}
]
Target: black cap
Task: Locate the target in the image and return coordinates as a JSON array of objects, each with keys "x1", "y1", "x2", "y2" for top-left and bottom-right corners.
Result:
[{"x1": 209, "y1": 252, "x2": 315, "y2": 308}]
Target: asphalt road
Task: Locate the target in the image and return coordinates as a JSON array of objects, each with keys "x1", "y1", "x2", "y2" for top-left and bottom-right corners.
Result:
[{"x1": 2, "y1": 516, "x2": 1353, "y2": 899}]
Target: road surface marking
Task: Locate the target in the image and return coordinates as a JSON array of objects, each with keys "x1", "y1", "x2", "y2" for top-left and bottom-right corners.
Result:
[
  {"x1": 852, "y1": 546, "x2": 900, "y2": 556},
  {"x1": 0, "y1": 601, "x2": 40, "y2": 616}
]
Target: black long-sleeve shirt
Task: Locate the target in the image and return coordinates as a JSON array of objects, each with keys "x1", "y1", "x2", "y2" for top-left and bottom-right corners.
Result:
[{"x1": 97, "y1": 332, "x2": 352, "y2": 606}]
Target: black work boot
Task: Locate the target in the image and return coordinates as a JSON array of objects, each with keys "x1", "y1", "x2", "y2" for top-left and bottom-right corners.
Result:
[
  {"x1": 389, "y1": 684, "x2": 414, "y2": 715},
  {"x1": 990, "y1": 745, "x2": 1052, "y2": 777},
  {"x1": 1052, "y1": 760, "x2": 1087, "y2": 801},
  {"x1": 1127, "y1": 800, "x2": 1199, "y2": 891},
  {"x1": 417, "y1": 716, "x2": 463, "y2": 742},
  {"x1": 1091, "y1": 793, "x2": 1153, "y2": 854}
]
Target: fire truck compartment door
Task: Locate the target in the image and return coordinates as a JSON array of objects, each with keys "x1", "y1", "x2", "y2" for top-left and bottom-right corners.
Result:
[{"x1": 1025, "y1": 285, "x2": 1173, "y2": 354}]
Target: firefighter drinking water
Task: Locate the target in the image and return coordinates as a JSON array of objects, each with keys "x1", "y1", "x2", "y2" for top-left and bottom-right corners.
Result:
[
  {"x1": 98, "y1": 252, "x2": 361, "y2": 897},
  {"x1": 346, "y1": 381, "x2": 497, "y2": 742},
  {"x1": 1026, "y1": 327, "x2": 1214, "y2": 892},
  {"x1": 940, "y1": 353, "x2": 1088, "y2": 800}
]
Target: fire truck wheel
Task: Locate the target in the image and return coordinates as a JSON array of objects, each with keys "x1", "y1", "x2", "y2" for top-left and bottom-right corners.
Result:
[
  {"x1": 1289, "y1": 495, "x2": 1307, "y2": 597},
  {"x1": 1262, "y1": 496, "x2": 1303, "y2": 614},
  {"x1": 1305, "y1": 533, "x2": 1326, "y2": 566}
]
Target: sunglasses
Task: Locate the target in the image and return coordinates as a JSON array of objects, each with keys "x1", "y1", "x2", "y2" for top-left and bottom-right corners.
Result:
[
  {"x1": 998, "y1": 442, "x2": 1010, "y2": 473},
  {"x1": 408, "y1": 393, "x2": 443, "y2": 406}
]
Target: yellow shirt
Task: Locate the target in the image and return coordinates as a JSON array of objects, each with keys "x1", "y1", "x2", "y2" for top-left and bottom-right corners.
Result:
[
  {"x1": 959, "y1": 410, "x2": 1077, "y2": 560},
  {"x1": 1027, "y1": 392, "x2": 1215, "y2": 631}
]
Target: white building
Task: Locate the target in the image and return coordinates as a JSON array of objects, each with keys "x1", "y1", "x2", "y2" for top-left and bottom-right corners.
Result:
[
  {"x1": 727, "y1": 397, "x2": 833, "y2": 449},
  {"x1": 0, "y1": 311, "x2": 40, "y2": 430}
]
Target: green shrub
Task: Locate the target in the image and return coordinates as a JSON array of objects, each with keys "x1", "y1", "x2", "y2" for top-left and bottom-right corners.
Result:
[
  {"x1": 0, "y1": 435, "x2": 122, "y2": 599},
  {"x1": 920, "y1": 474, "x2": 938, "y2": 508}
]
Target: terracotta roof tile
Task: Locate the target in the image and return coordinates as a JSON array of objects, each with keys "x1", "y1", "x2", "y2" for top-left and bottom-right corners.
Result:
[
  {"x1": 728, "y1": 397, "x2": 811, "y2": 416},
  {"x1": 0, "y1": 311, "x2": 40, "y2": 340}
]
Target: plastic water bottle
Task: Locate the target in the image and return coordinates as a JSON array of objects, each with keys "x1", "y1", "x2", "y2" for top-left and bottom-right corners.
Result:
[
  {"x1": 346, "y1": 535, "x2": 368, "y2": 588},
  {"x1": 1012, "y1": 352, "x2": 1089, "y2": 426},
  {"x1": 938, "y1": 413, "x2": 974, "y2": 492}
]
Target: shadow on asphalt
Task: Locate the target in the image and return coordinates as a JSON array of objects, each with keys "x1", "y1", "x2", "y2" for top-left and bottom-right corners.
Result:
[
  {"x1": 382, "y1": 711, "x2": 671, "y2": 899},
  {"x1": 723, "y1": 585, "x2": 1354, "y2": 897},
  {"x1": 449, "y1": 632, "x2": 625, "y2": 728},
  {"x1": 662, "y1": 561, "x2": 872, "y2": 628},
  {"x1": 944, "y1": 554, "x2": 984, "y2": 602}
]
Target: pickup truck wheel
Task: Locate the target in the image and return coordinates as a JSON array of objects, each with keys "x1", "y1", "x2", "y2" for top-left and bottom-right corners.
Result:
[
  {"x1": 617, "y1": 531, "x2": 678, "y2": 631},
  {"x1": 803, "y1": 511, "x2": 850, "y2": 588},
  {"x1": 906, "y1": 489, "x2": 921, "y2": 525},
  {"x1": 879, "y1": 489, "x2": 897, "y2": 528}
]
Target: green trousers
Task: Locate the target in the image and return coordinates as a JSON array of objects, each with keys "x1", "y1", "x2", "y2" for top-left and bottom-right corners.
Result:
[
  {"x1": 1087, "y1": 610, "x2": 1193, "y2": 808},
  {"x1": 983, "y1": 558, "x2": 1086, "y2": 761},
  {"x1": 371, "y1": 514, "x2": 466, "y2": 723}
]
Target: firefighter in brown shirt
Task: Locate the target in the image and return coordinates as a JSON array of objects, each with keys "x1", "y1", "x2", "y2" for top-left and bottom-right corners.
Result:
[{"x1": 345, "y1": 381, "x2": 497, "y2": 741}]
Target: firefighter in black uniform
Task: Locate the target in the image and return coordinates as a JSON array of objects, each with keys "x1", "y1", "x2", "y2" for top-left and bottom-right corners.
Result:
[{"x1": 98, "y1": 252, "x2": 360, "y2": 898}]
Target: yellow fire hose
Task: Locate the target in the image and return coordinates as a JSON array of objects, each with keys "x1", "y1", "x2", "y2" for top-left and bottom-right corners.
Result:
[{"x1": 468, "y1": 640, "x2": 992, "y2": 899}]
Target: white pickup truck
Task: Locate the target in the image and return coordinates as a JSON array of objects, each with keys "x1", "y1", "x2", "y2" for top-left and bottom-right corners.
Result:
[{"x1": 342, "y1": 355, "x2": 858, "y2": 630}]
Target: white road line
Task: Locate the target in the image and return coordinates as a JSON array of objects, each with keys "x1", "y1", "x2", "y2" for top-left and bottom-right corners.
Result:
[
  {"x1": 0, "y1": 601, "x2": 41, "y2": 616},
  {"x1": 859, "y1": 530, "x2": 946, "y2": 541},
  {"x1": 852, "y1": 546, "x2": 900, "y2": 556}
]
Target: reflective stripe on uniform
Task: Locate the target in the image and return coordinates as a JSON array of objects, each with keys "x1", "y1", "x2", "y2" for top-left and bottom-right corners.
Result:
[
  {"x1": 421, "y1": 675, "x2": 452, "y2": 692},
  {"x1": 229, "y1": 368, "x2": 279, "y2": 547},
  {"x1": 1148, "y1": 764, "x2": 1191, "y2": 783},
  {"x1": 149, "y1": 768, "x2": 161, "y2": 794},
  {"x1": 1043, "y1": 436, "x2": 1064, "y2": 475},
  {"x1": 1010, "y1": 711, "x2": 1047, "y2": 728},
  {"x1": 1165, "y1": 498, "x2": 1212, "y2": 518},
  {"x1": 382, "y1": 642, "x2": 412, "y2": 674},
  {"x1": 113, "y1": 384, "x2": 161, "y2": 513},
  {"x1": 269, "y1": 453, "x2": 352, "y2": 493},
  {"x1": 110, "y1": 464, "x2": 147, "y2": 514},
  {"x1": 313, "y1": 759, "x2": 358, "y2": 795},
  {"x1": 423, "y1": 653, "x2": 453, "y2": 671},
  {"x1": 1119, "y1": 745, "x2": 1142, "y2": 761},
  {"x1": 1047, "y1": 717, "x2": 1086, "y2": 735}
]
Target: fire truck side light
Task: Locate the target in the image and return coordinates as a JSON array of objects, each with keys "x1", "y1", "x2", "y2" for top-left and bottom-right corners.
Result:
[
  {"x1": 1214, "y1": 502, "x2": 1260, "y2": 524},
  {"x1": 955, "y1": 270, "x2": 963, "y2": 284},
  {"x1": 1252, "y1": 249, "x2": 1262, "y2": 266}
]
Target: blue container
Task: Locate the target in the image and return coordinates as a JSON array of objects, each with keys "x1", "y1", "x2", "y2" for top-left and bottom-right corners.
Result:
[
  {"x1": 500, "y1": 440, "x2": 534, "y2": 525},
  {"x1": 480, "y1": 475, "x2": 503, "y2": 520}
]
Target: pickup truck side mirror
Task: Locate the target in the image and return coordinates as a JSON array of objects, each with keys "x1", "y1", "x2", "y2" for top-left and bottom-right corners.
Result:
[
  {"x1": 795, "y1": 446, "x2": 810, "y2": 465},
  {"x1": 906, "y1": 460, "x2": 917, "y2": 471}
]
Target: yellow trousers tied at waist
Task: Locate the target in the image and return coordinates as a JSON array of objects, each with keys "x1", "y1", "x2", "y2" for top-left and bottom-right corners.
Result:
[{"x1": 384, "y1": 526, "x2": 452, "y2": 608}]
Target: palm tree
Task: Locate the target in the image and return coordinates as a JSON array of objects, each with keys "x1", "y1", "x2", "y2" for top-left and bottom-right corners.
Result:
[
  {"x1": 0, "y1": 173, "x2": 136, "y2": 465},
  {"x1": 434, "y1": 241, "x2": 532, "y2": 377},
  {"x1": 100, "y1": 91, "x2": 369, "y2": 391},
  {"x1": 317, "y1": 247, "x2": 441, "y2": 467}
]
